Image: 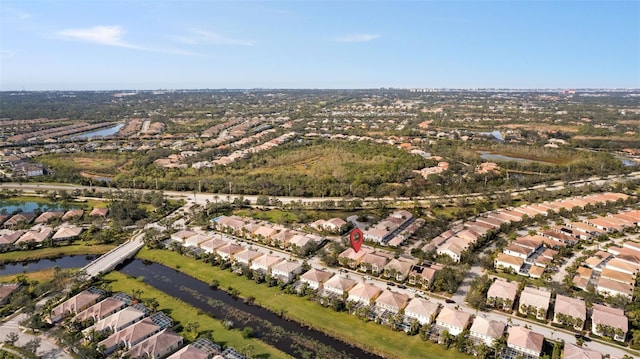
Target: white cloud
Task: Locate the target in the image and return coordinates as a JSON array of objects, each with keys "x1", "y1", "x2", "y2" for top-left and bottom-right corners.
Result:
[
  {"x1": 55, "y1": 25, "x2": 206, "y2": 57},
  {"x1": 2, "y1": 7, "x2": 32, "y2": 21},
  {"x1": 172, "y1": 29, "x2": 255, "y2": 46},
  {"x1": 56, "y1": 26, "x2": 141, "y2": 49},
  {"x1": 334, "y1": 34, "x2": 381, "y2": 43}
]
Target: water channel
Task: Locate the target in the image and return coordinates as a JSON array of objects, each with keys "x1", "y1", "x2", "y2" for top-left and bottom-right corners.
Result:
[
  {"x1": 0, "y1": 201, "x2": 76, "y2": 214},
  {"x1": 118, "y1": 259, "x2": 383, "y2": 359},
  {"x1": 0, "y1": 255, "x2": 93, "y2": 274}
]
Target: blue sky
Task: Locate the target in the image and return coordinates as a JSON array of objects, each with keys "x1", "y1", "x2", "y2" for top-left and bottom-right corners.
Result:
[{"x1": 1, "y1": 1, "x2": 638, "y2": 90}]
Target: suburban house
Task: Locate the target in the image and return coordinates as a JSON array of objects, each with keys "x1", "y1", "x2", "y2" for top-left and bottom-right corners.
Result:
[
  {"x1": 4, "y1": 213, "x2": 35, "y2": 228},
  {"x1": 596, "y1": 277, "x2": 634, "y2": 299},
  {"x1": 434, "y1": 307, "x2": 472, "y2": 336},
  {"x1": 469, "y1": 317, "x2": 506, "y2": 347},
  {"x1": 518, "y1": 287, "x2": 551, "y2": 320},
  {"x1": 374, "y1": 290, "x2": 410, "y2": 314},
  {"x1": 382, "y1": 258, "x2": 415, "y2": 281},
  {"x1": 52, "y1": 225, "x2": 83, "y2": 241},
  {"x1": 323, "y1": 276, "x2": 357, "y2": 297},
  {"x1": 553, "y1": 295, "x2": 586, "y2": 330},
  {"x1": 89, "y1": 207, "x2": 109, "y2": 218},
  {"x1": 34, "y1": 211, "x2": 64, "y2": 224},
  {"x1": 494, "y1": 253, "x2": 524, "y2": 273},
  {"x1": 249, "y1": 254, "x2": 283, "y2": 275},
  {"x1": 171, "y1": 230, "x2": 197, "y2": 244},
  {"x1": 271, "y1": 260, "x2": 303, "y2": 283},
  {"x1": 233, "y1": 249, "x2": 263, "y2": 267},
  {"x1": 359, "y1": 253, "x2": 389, "y2": 275},
  {"x1": 48, "y1": 290, "x2": 102, "y2": 323},
  {"x1": 199, "y1": 238, "x2": 228, "y2": 254},
  {"x1": 0, "y1": 230, "x2": 24, "y2": 246},
  {"x1": 16, "y1": 227, "x2": 53, "y2": 245},
  {"x1": 99, "y1": 317, "x2": 162, "y2": 355},
  {"x1": 0, "y1": 283, "x2": 21, "y2": 305},
  {"x1": 215, "y1": 244, "x2": 244, "y2": 261},
  {"x1": 300, "y1": 268, "x2": 334, "y2": 290},
  {"x1": 184, "y1": 233, "x2": 213, "y2": 247},
  {"x1": 591, "y1": 303, "x2": 628, "y2": 341},
  {"x1": 62, "y1": 209, "x2": 84, "y2": 221},
  {"x1": 167, "y1": 338, "x2": 221, "y2": 359},
  {"x1": 338, "y1": 246, "x2": 374, "y2": 268},
  {"x1": 506, "y1": 326, "x2": 544, "y2": 358},
  {"x1": 487, "y1": 279, "x2": 518, "y2": 311},
  {"x1": 408, "y1": 264, "x2": 442, "y2": 289},
  {"x1": 73, "y1": 297, "x2": 127, "y2": 323},
  {"x1": 563, "y1": 343, "x2": 602, "y2": 359},
  {"x1": 87, "y1": 306, "x2": 147, "y2": 334},
  {"x1": 347, "y1": 282, "x2": 383, "y2": 306},
  {"x1": 403, "y1": 297, "x2": 440, "y2": 325},
  {"x1": 123, "y1": 329, "x2": 183, "y2": 359}
]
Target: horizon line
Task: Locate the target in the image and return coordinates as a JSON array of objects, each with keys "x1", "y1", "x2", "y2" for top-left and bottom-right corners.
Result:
[{"x1": 2, "y1": 87, "x2": 639, "y2": 92}]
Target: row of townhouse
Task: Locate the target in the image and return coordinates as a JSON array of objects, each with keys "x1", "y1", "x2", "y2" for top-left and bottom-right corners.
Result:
[
  {"x1": 495, "y1": 234, "x2": 560, "y2": 278},
  {"x1": 0, "y1": 207, "x2": 105, "y2": 229},
  {"x1": 301, "y1": 266, "x2": 599, "y2": 358},
  {"x1": 430, "y1": 192, "x2": 630, "y2": 262},
  {"x1": 0, "y1": 222, "x2": 84, "y2": 247},
  {"x1": 209, "y1": 215, "x2": 324, "y2": 253},
  {"x1": 170, "y1": 230, "x2": 304, "y2": 284},
  {"x1": 574, "y1": 239, "x2": 640, "y2": 300},
  {"x1": 336, "y1": 245, "x2": 435, "y2": 283},
  {"x1": 487, "y1": 280, "x2": 629, "y2": 342},
  {"x1": 361, "y1": 210, "x2": 423, "y2": 247},
  {"x1": 47, "y1": 288, "x2": 245, "y2": 359}
]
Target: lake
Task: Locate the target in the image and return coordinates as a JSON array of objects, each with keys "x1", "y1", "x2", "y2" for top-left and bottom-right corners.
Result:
[
  {"x1": 0, "y1": 201, "x2": 76, "y2": 215},
  {"x1": 478, "y1": 151, "x2": 539, "y2": 163},
  {"x1": 73, "y1": 124, "x2": 123, "y2": 139}
]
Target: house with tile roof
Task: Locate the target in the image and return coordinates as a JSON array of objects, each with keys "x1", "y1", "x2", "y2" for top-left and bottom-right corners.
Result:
[
  {"x1": 506, "y1": 326, "x2": 544, "y2": 358},
  {"x1": 382, "y1": 258, "x2": 415, "y2": 281},
  {"x1": 271, "y1": 260, "x2": 303, "y2": 283},
  {"x1": 487, "y1": 279, "x2": 518, "y2": 311},
  {"x1": 518, "y1": 287, "x2": 551, "y2": 320},
  {"x1": 347, "y1": 282, "x2": 383, "y2": 306},
  {"x1": 233, "y1": 249, "x2": 263, "y2": 267},
  {"x1": 469, "y1": 317, "x2": 506, "y2": 347},
  {"x1": 87, "y1": 306, "x2": 147, "y2": 334},
  {"x1": 434, "y1": 307, "x2": 472, "y2": 336},
  {"x1": 74, "y1": 297, "x2": 127, "y2": 323},
  {"x1": 250, "y1": 254, "x2": 283, "y2": 275},
  {"x1": 323, "y1": 276, "x2": 357, "y2": 297},
  {"x1": 359, "y1": 252, "x2": 390, "y2": 275},
  {"x1": 408, "y1": 264, "x2": 442, "y2": 289},
  {"x1": 300, "y1": 268, "x2": 334, "y2": 290},
  {"x1": 216, "y1": 244, "x2": 244, "y2": 261},
  {"x1": 48, "y1": 290, "x2": 101, "y2": 323},
  {"x1": 374, "y1": 290, "x2": 410, "y2": 314},
  {"x1": 123, "y1": 329, "x2": 183, "y2": 359},
  {"x1": 62, "y1": 209, "x2": 84, "y2": 221},
  {"x1": 553, "y1": 295, "x2": 586, "y2": 330},
  {"x1": 591, "y1": 303, "x2": 628, "y2": 341},
  {"x1": 596, "y1": 277, "x2": 634, "y2": 299},
  {"x1": 494, "y1": 253, "x2": 524, "y2": 273},
  {"x1": 404, "y1": 297, "x2": 440, "y2": 325},
  {"x1": 99, "y1": 317, "x2": 162, "y2": 355},
  {"x1": 52, "y1": 225, "x2": 83, "y2": 241},
  {"x1": 199, "y1": 238, "x2": 228, "y2": 254},
  {"x1": 563, "y1": 343, "x2": 602, "y2": 359}
]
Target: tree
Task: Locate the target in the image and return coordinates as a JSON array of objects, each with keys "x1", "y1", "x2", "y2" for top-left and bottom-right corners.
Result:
[
  {"x1": 22, "y1": 337, "x2": 41, "y2": 354},
  {"x1": 4, "y1": 332, "x2": 19, "y2": 346}
]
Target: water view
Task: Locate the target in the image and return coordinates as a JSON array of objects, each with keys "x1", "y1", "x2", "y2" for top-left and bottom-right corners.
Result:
[
  {"x1": 73, "y1": 124, "x2": 123, "y2": 139},
  {"x1": 478, "y1": 151, "x2": 540, "y2": 163},
  {"x1": 0, "y1": 255, "x2": 93, "y2": 275},
  {"x1": 0, "y1": 201, "x2": 76, "y2": 215}
]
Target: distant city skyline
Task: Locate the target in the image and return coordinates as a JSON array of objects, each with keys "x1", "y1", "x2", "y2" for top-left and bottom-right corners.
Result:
[{"x1": 1, "y1": 1, "x2": 638, "y2": 90}]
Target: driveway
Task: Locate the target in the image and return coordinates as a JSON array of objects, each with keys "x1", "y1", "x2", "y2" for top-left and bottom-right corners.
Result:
[{"x1": 0, "y1": 313, "x2": 72, "y2": 359}]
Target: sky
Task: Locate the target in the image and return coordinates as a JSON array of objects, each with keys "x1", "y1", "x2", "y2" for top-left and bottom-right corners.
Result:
[{"x1": 1, "y1": 1, "x2": 639, "y2": 90}]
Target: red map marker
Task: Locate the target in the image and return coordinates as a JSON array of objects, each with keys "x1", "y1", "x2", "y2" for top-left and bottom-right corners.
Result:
[{"x1": 349, "y1": 228, "x2": 364, "y2": 253}]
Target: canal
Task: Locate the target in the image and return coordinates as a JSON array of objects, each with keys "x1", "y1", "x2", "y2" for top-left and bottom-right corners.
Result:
[
  {"x1": 0, "y1": 255, "x2": 93, "y2": 274},
  {"x1": 118, "y1": 259, "x2": 383, "y2": 359}
]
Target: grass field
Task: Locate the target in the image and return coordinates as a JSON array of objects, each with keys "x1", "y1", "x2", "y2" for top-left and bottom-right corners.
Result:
[
  {"x1": 103, "y1": 271, "x2": 291, "y2": 359},
  {"x1": 0, "y1": 244, "x2": 115, "y2": 263},
  {"x1": 137, "y1": 248, "x2": 471, "y2": 359},
  {"x1": 0, "y1": 268, "x2": 72, "y2": 283}
]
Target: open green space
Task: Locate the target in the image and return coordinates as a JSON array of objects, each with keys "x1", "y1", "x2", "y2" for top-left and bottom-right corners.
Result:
[
  {"x1": 0, "y1": 268, "x2": 73, "y2": 283},
  {"x1": 137, "y1": 248, "x2": 471, "y2": 359},
  {"x1": 0, "y1": 244, "x2": 115, "y2": 263},
  {"x1": 103, "y1": 271, "x2": 291, "y2": 359}
]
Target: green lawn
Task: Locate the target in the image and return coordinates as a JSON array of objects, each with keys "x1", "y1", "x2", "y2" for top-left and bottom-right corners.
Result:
[
  {"x1": 103, "y1": 271, "x2": 290, "y2": 359},
  {"x1": 137, "y1": 248, "x2": 471, "y2": 359},
  {"x1": 0, "y1": 244, "x2": 115, "y2": 263}
]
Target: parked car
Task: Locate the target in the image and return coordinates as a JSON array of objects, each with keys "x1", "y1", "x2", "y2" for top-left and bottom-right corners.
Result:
[{"x1": 445, "y1": 299, "x2": 455, "y2": 304}]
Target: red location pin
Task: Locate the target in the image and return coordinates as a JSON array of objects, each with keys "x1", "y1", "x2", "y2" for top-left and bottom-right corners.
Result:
[{"x1": 349, "y1": 228, "x2": 364, "y2": 253}]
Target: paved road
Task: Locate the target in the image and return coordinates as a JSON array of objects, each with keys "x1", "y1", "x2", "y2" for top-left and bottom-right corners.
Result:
[
  {"x1": 0, "y1": 313, "x2": 72, "y2": 359},
  {"x1": 82, "y1": 233, "x2": 144, "y2": 278}
]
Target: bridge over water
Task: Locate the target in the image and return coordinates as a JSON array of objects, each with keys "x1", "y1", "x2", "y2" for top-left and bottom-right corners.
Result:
[{"x1": 81, "y1": 233, "x2": 144, "y2": 279}]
